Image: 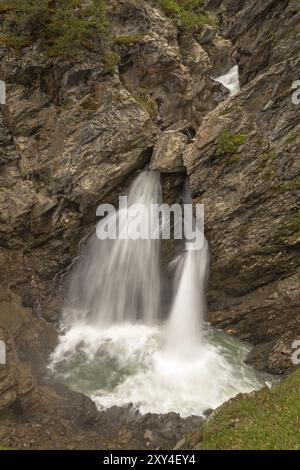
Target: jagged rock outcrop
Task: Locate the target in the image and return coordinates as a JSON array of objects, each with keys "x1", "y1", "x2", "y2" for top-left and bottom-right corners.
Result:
[
  {"x1": 112, "y1": 0, "x2": 231, "y2": 128},
  {"x1": 207, "y1": 0, "x2": 300, "y2": 86},
  {"x1": 184, "y1": 51, "x2": 300, "y2": 373}
]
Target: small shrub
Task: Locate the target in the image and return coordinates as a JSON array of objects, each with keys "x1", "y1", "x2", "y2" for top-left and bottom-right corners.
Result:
[
  {"x1": 103, "y1": 51, "x2": 121, "y2": 73},
  {"x1": 216, "y1": 129, "x2": 247, "y2": 157},
  {"x1": 155, "y1": 0, "x2": 217, "y2": 31},
  {"x1": 133, "y1": 88, "x2": 157, "y2": 119}
]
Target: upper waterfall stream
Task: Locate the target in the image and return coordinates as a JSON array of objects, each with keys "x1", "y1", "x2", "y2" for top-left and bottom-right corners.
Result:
[
  {"x1": 50, "y1": 170, "x2": 265, "y2": 417},
  {"x1": 214, "y1": 65, "x2": 240, "y2": 96}
]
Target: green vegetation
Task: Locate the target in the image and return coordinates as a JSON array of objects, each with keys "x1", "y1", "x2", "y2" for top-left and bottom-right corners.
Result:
[
  {"x1": 273, "y1": 175, "x2": 300, "y2": 192},
  {"x1": 103, "y1": 51, "x2": 120, "y2": 73},
  {"x1": 188, "y1": 368, "x2": 300, "y2": 449},
  {"x1": 216, "y1": 129, "x2": 247, "y2": 158},
  {"x1": 155, "y1": 0, "x2": 217, "y2": 31},
  {"x1": 285, "y1": 130, "x2": 298, "y2": 144},
  {"x1": 0, "y1": 2, "x2": 16, "y2": 14},
  {"x1": 0, "y1": 0, "x2": 108, "y2": 54},
  {"x1": 258, "y1": 149, "x2": 277, "y2": 162},
  {"x1": 274, "y1": 211, "x2": 300, "y2": 245},
  {"x1": 133, "y1": 88, "x2": 157, "y2": 119},
  {"x1": 0, "y1": 0, "x2": 216, "y2": 58},
  {"x1": 261, "y1": 167, "x2": 277, "y2": 182},
  {"x1": 228, "y1": 154, "x2": 241, "y2": 163}
]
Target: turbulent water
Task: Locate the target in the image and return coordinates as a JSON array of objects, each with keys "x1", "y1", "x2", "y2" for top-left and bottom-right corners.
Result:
[
  {"x1": 214, "y1": 65, "x2": 240, "y2": 96},
  {"x1": 50, "y1": 170, "x2": 264, "y2": 417},
  {"x1": 50, "y1": 323, "x2": 263, "y2": 417}
]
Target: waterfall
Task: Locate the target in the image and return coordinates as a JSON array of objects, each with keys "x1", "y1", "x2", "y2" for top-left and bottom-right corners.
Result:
[
  {"x1": 65, "y1": 170, "x2": 161, "y2": 327},
  {"x1": 214, "y1": 65, "x2": 240, "y2": 96},
  {"x1": 50, "y1": 169, "x2": 264, "y2": 417},
  {"x1": 165, "y1": 182, "x2": 209, "y2": 357},
  {"x1": 166, "y1": 240, "x2": 209, "y2": 358}
]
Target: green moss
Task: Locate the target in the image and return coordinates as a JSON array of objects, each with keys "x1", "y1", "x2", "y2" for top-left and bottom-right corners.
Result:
[
  {"x1": 133, "y1": 88, "x2": 157, "y2": 119},
  {"x1": 188, "y1": 368, "x2": 300, "y2": 450},
  {"x1": 258, "y1": 150, "x2": 277, "y2": 161},
  {"x1": 57, "y1": 101, "x2": 73, "y2": 113},
  {"x1": 113, "y1": 34, "x2": 145, "y2": 45},
  {"x1": 272, "y1": 23, "x2": 300, "y2": 46},
  {"x1": 228, "y1": 154, "x2": 241, "y2": 163},
  {"x1": 262, "y1": 167, "x2": 277, "y2": 182},
  {"x1": 216, "y1": 129, "x2": 247, "y2": 158},
  {"x1": 274, "y1": 211, "x2": 300, "y2": 245},
  {"x1": 285, "y1": 130, "x2": 299, "y2": 144},
  {"x1": 155, "y1": 0, "x2": 217, "y2": 31},
  {"x1": 272, "y1": 176, "x2": 300, "y2": 192},
  {"x1": 103, "y1": 51, "x2": 120, "y2": 73},
  {"x1": 219, "y1": 105, "x2": 243, "y2": 117},
  {"x1": 0, "y1": 33, "x2": 28, "y2": 52},
  {"x1": 0, "y1": 2, "x2": 15, "y2": 13}
]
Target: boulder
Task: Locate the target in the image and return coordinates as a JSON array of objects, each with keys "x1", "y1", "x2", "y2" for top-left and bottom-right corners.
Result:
[{"x1": 150, "y1": 130, "x2": 187, "y2": 173}]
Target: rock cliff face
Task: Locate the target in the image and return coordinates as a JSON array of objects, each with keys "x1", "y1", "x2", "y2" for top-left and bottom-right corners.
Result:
[
  {"x1": 188, "y1": 0, "x2": 300, "y2": 374},
  {"x1": 0, "y1": 0, "x2": 299, "y2": 449},
  {"x1": 215, "y1": 0, "x2": 300, "y2": 86},
  {"x1": 185, "y1": 56, "x2": 300, "y2": 373}
]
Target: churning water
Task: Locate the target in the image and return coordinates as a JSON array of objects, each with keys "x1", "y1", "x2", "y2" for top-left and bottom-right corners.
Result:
[
  {"x1": 50, "y1": 323, "x2": 262, "y2": 417},
  {"x1": 214, "y1": 65, "x2": 240, "y2": 96},
  {"x1": 50, "y1": 170, "x2": 264, "y2": 417}
]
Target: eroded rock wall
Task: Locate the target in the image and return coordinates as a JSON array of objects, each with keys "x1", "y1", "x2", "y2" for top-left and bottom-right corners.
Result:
[{"x1": 186, "y1": 0, "x2": 300, "y2": 373}]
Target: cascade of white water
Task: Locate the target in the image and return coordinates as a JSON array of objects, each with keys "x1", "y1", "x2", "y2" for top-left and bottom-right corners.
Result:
[
  {"x1": 50, "y1": 170, "x2": 264, "y2": 417},
  {"x1": 214, "y1": 65, "x2": 240, "y2": 96},
  {"x1": 65, "y1": 170, "x2": 161, "y2": 327},
  {"x1": 166, "y1": 240, "x2": 209, "y2": 358},
  {"x1": 165, "y1": 183, "x2": 209, "y2": 357}
]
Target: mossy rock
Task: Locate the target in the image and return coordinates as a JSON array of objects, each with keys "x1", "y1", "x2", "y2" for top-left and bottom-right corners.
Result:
[
  {"x1": 274, "y1": 211, "x2": 300, "y2": 246},
  {"x1": 216, "y1": 129, "x2": 247, "y2": 158}
]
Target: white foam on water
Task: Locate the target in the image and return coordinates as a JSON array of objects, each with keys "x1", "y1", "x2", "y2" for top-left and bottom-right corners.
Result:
[
  {"x1": 214, "y1": 65, "x2": 240, "y2": 96},
  {"x1": 49, "y1": 322, "x2": 263, "y2": 417}
]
